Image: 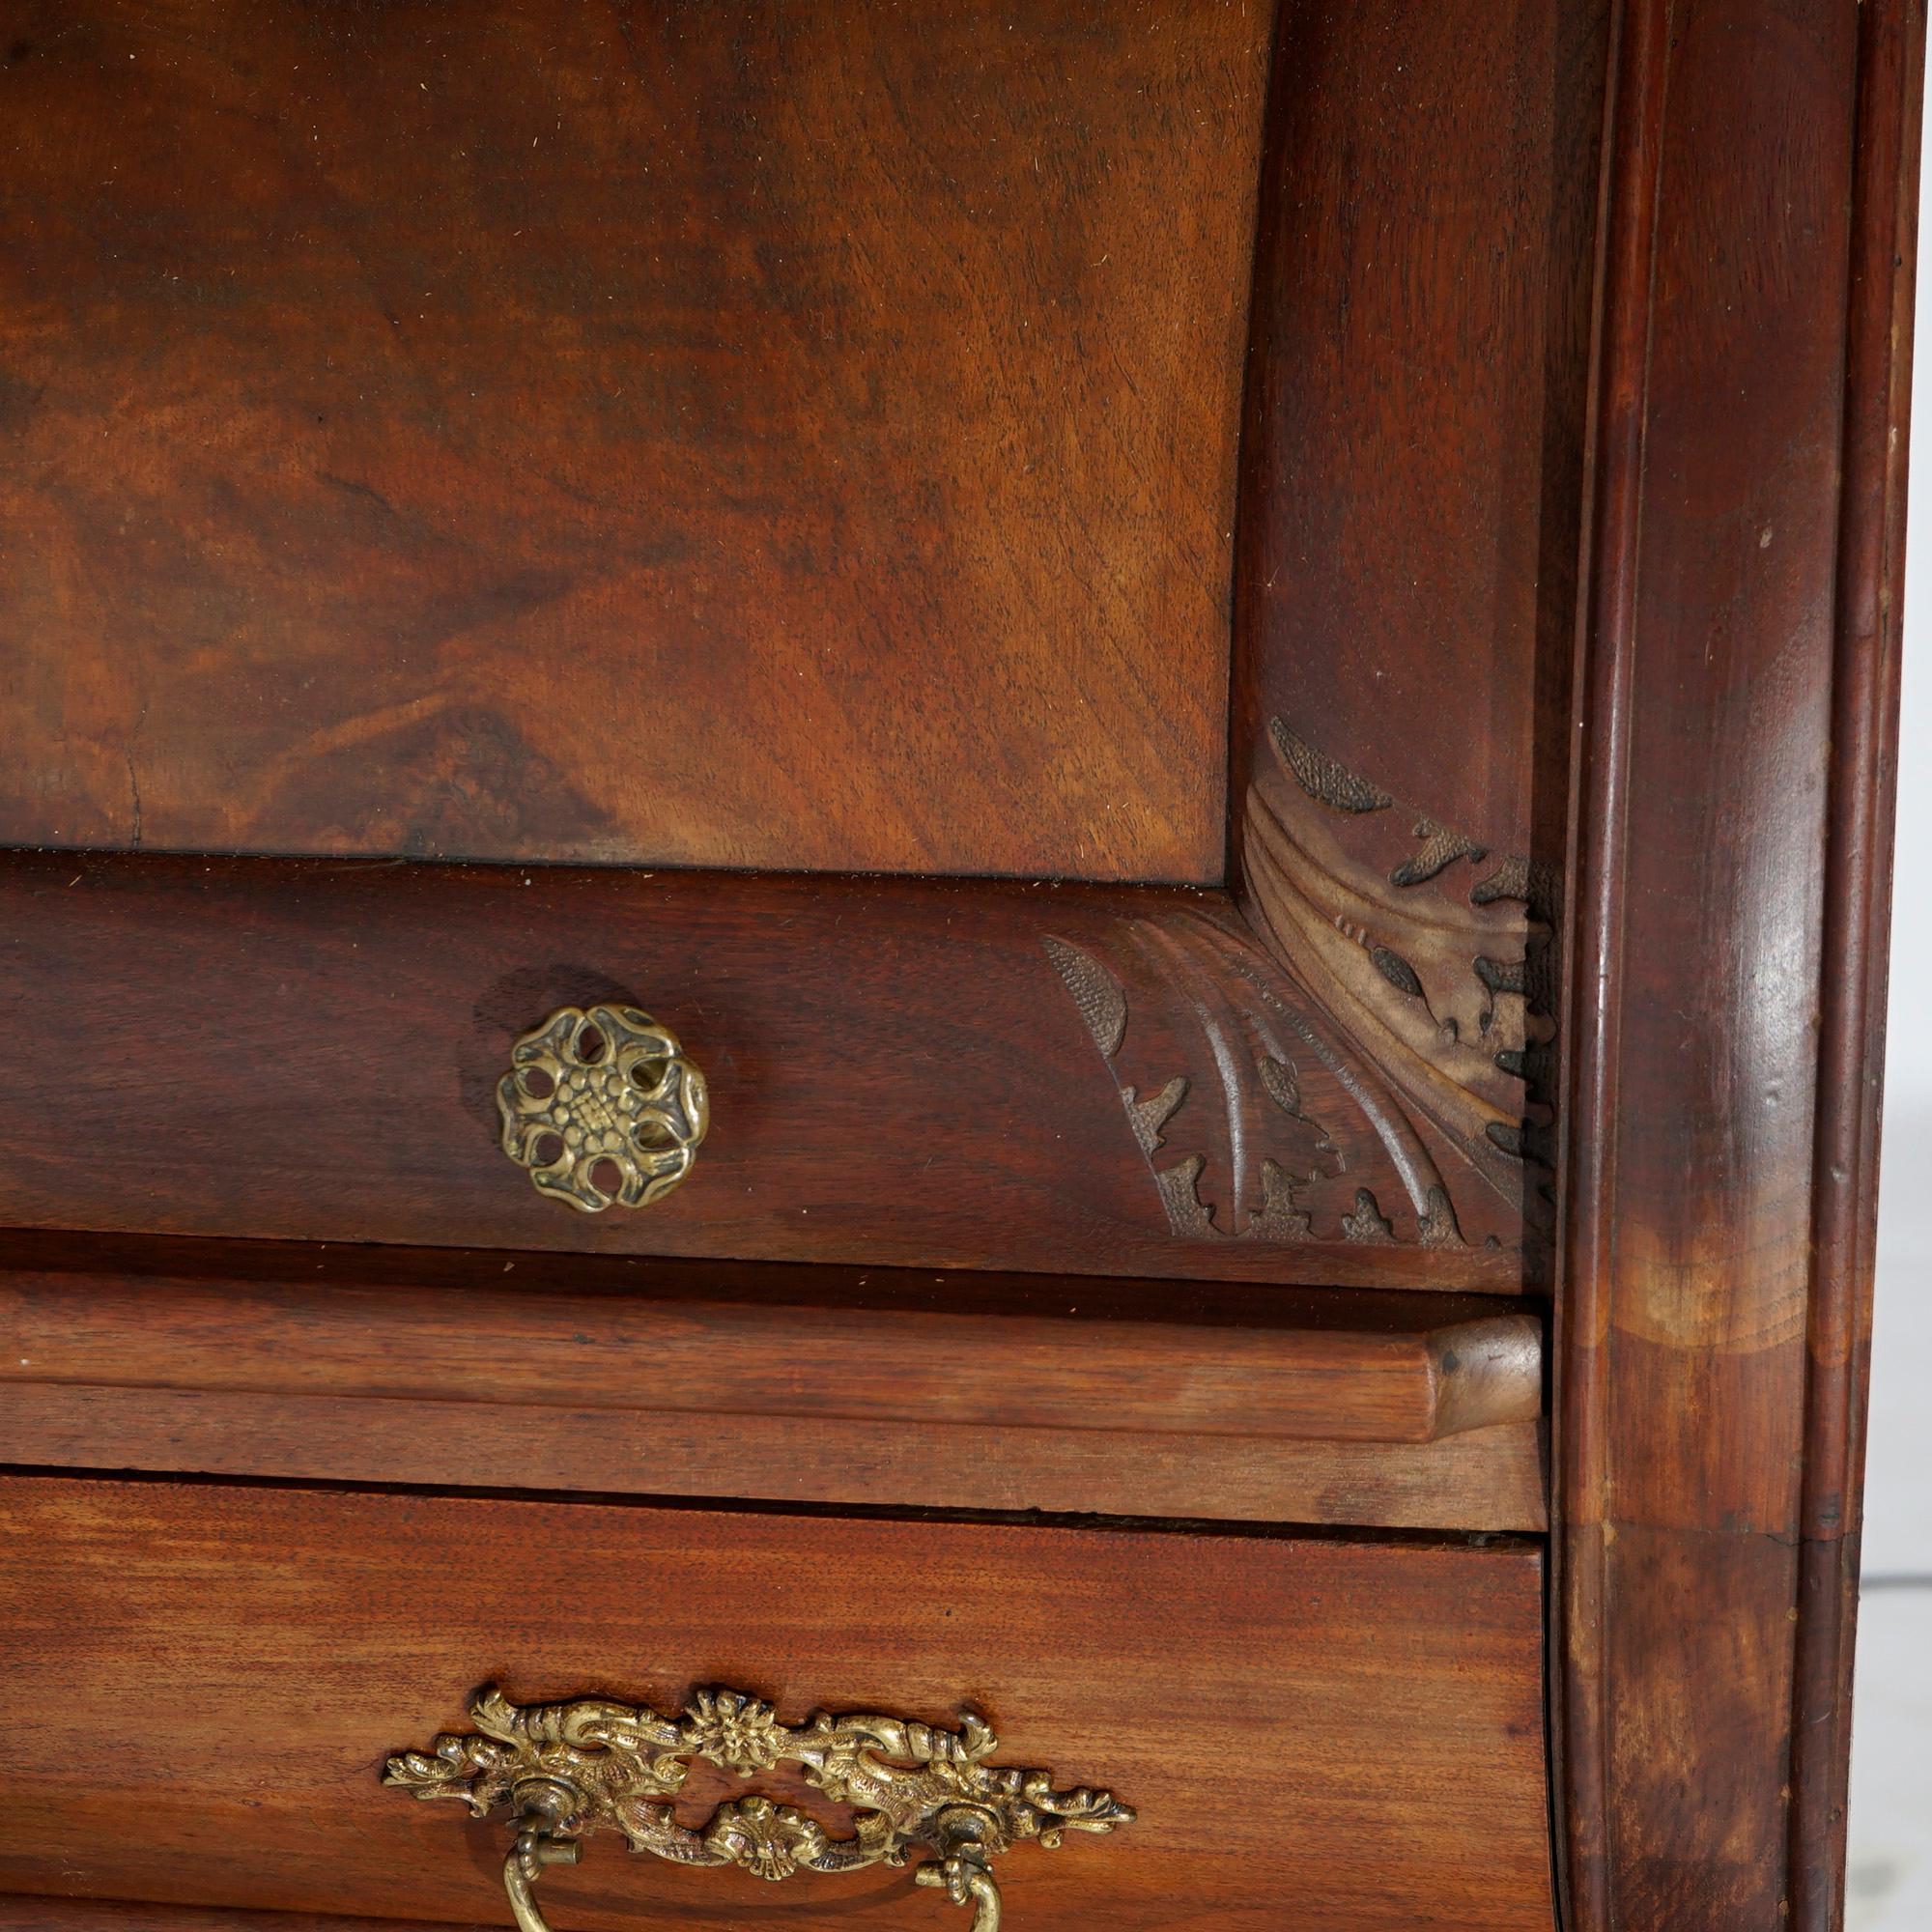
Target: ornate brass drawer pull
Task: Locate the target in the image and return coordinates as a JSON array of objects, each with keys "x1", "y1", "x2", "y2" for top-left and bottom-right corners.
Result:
[
  {"x1": 385, "y1": 1684, "x2": 1132, "y2": 1932},
  {"x1": 497, "y1": 1003, "x2": 707, "y2": 1212}
]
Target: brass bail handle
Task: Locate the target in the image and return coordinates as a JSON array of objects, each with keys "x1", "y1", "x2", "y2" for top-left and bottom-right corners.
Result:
[
  {"x1": 385, "y1": 1685, "x2": 1131, "y2": 1932},
  {"x1": 503, "y1": 1795, "x2": 1007, "y2": 1932},
  {"x1": 501, "y1": 1781, "x2": 582, "y2": 1932}
]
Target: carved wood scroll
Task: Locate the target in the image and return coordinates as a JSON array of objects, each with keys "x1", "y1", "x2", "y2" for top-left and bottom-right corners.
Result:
[{"x1": 1048, "y1": 720, "x2": 1553, "y2": 1257}]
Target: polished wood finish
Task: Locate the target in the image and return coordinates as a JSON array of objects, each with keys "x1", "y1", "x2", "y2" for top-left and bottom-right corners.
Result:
[
  {"x1": 1552, "y1": 2, "x2": 1922, "y2": 1927},
  {"x1": 0, "y1": 853, "x2": 1526, "y2": 1287},
  {"x1": 0, "y1": 1476, "x2": 1557, "y2": 1932},
  {"x1": 1234, "y1": 0, "x2": 1604, "y2": 845},
  {"x1": 0, "y1": 1906, "x2": 489, "y2": 1932},
  {"x1": 0, "y1": 3, "x2": 1918, "y2": 1926},
  {"x1": 0, "y1": 1242, "x2": 1546, "y2": 1529},
  {"x1": 0, "y1": 1387, "x2": 1543, "y2": 1535},
  {"x1": 0, "y1": 0, "x2": 1269, "y2": 882},
  {"x1": 1186, "y1": 0, "x2": 1609, "y2": 1271}
]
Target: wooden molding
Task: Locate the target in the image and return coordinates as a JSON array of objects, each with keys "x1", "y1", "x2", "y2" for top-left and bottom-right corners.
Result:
[
  {"x1": 0, "y1": 1243, "x2": 1546, "y2": 1532},
  {"x1": 1552, "y1": 2, "x2": 1923, "y2": 1926},
  {"x1": 1045, "y1": 0, "x2": 1604, "y2": 1266}
]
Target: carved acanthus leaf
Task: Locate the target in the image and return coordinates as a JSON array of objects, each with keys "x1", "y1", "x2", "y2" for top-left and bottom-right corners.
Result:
[
  {"x1": 1245, "y1": 719, "x2": 1556, "y2": 1235},
  {"x1": 1046, "y1": 718, "x2": 1557, "y2": 1256},
  {"x1": 1047, "y1": 914, "x2": 1475, "y2": 1248}
]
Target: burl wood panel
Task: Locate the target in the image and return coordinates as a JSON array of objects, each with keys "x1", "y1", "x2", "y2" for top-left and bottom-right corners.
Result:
[
  {"x1": 1554, "y1": 1, "x2": 1921, "y2": 1928},
  {"x1": 0, "y1": 854, "x2": 1529, "y2": 1287},
  {"x1": 0, "y1": 1236, "x2": 1548, "y2": 1529},
  {"x1": 0, "y1": 1478, "x2": 1557, "y2": 1932},
  {"x1": 0, "y1": 0, "x2": 1270, "y2": 880}
]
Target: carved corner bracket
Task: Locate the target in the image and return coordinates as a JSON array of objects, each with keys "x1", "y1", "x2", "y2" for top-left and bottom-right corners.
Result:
[{"x1": 1047, "y1": 718, "x2": 1555, "y2": 1257}]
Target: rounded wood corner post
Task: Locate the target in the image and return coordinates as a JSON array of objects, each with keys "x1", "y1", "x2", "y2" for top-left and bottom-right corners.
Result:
[
  {"x1": 1554, "y1": 2, "x2": 1924, "y2": 1928},
  {"x1": 1790, "y1": 1, "x2": 1926, "y2": 1924}
]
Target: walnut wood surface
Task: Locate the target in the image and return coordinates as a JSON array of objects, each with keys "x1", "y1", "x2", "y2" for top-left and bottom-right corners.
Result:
[
  {"x1": 1552, "y1": 2, "x2": 1921, "y2": 1928},
  {"x1": 0, "y1": 1476, "x2": 1557, "y2": 1932},
  {"x1": 0, "y1": 0, "x2": 1268, "y2": 882},
  {"x1": 1233, "y1": 0, "x2": 1605, "y2": 842},
  {"x1": 1214, "y1": 0, "x2": 1610, "y2": 1273},
  {"x1": 0, "y1": 1242, "x2": 1547, "y2": 1529},
  {"x1": 0, "y1": 1907, "x2": 489, "y2": 1932},
  {"x1": 0, "y1": 854, "x2": 1526, "y2": 1287}
]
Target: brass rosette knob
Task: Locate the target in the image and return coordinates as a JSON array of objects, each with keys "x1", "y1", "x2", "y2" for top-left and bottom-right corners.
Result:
[{"x1": 497, "y1": 1003, "x2": 707, "y2": 1212}]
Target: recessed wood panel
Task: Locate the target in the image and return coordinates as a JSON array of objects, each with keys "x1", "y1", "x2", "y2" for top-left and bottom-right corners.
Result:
[
  {"x1": 0, "y1": 0, "x2": 1269, "y2": 880},
  {"x1": 0, "y1": 1477, "x2": 1557, "y2": 1931}
]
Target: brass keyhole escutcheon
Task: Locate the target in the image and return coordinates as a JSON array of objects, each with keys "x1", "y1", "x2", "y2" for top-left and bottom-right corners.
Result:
[{"x1": 497, "y1": 1003, "x2": 707, "y2": 1212}]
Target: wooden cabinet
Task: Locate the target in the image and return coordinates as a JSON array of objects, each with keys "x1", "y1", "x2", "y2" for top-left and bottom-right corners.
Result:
[{"x1": 0, "y1": 3, "x2": 1918, "y2": 1929}]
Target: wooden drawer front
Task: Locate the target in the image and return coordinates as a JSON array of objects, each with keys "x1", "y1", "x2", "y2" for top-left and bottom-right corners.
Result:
[
  {"x1": 0, "y1": 857, "x2": 1525, "y2": 1290},
  {"x1": 0, "y1": 1477, "x2": 1555, "y2": 1932},
  {"x1": 0, "y1": 1908, "x2": 482, "y2": 1932}
]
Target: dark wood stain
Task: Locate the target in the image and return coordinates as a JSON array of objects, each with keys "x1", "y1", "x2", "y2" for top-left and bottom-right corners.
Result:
[
  {"x1": 0, "y1": 0, "x2": 1917, "y2": 1924},
  {"x1": 0, "y1": 853, "x2": 1525, "y2": 1289},
  {"x1": 1551, "y1": 1, "x2": 1920, "y2": 1926}
]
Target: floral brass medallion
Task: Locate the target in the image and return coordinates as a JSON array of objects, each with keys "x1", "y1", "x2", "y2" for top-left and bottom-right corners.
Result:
[
  {"x1": 497, "y1": 1003, "x2": 707, "y2": 1212},
  {"x1": 385, "y1": 1684, "x2": 1132, "y2": 1932}
]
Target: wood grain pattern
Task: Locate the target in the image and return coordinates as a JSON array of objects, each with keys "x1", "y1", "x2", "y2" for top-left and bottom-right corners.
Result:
[
  {"x1": 0, "y1": 1906, "x2": 493, "y2": 1932},
  {"x1": 0, "y1": 853, "x2": 1527, "y2": 1289},
  {"x1": 0, "y1": 0, "x2": 1269, "y2": 881},
  {"x1": 1551, "y1": 1, "x2": 1920, "y2": 1927},
  {"x1": 0, "y1": 1476, "x2": 1557, "y2": 1932},
  {"x1": 1206, "y1": 0, "x2": 1609, "y2": 1271},
  {"x1": 1232, "y1": 0, "x2": 1605, "y2": 842},
  {"x1": 0, "y1": 1241, "x2": 1547, "y2": 1529},
  {"x1": 0, "y1": 1388, "x2": 1546, "y2": 1534}
]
